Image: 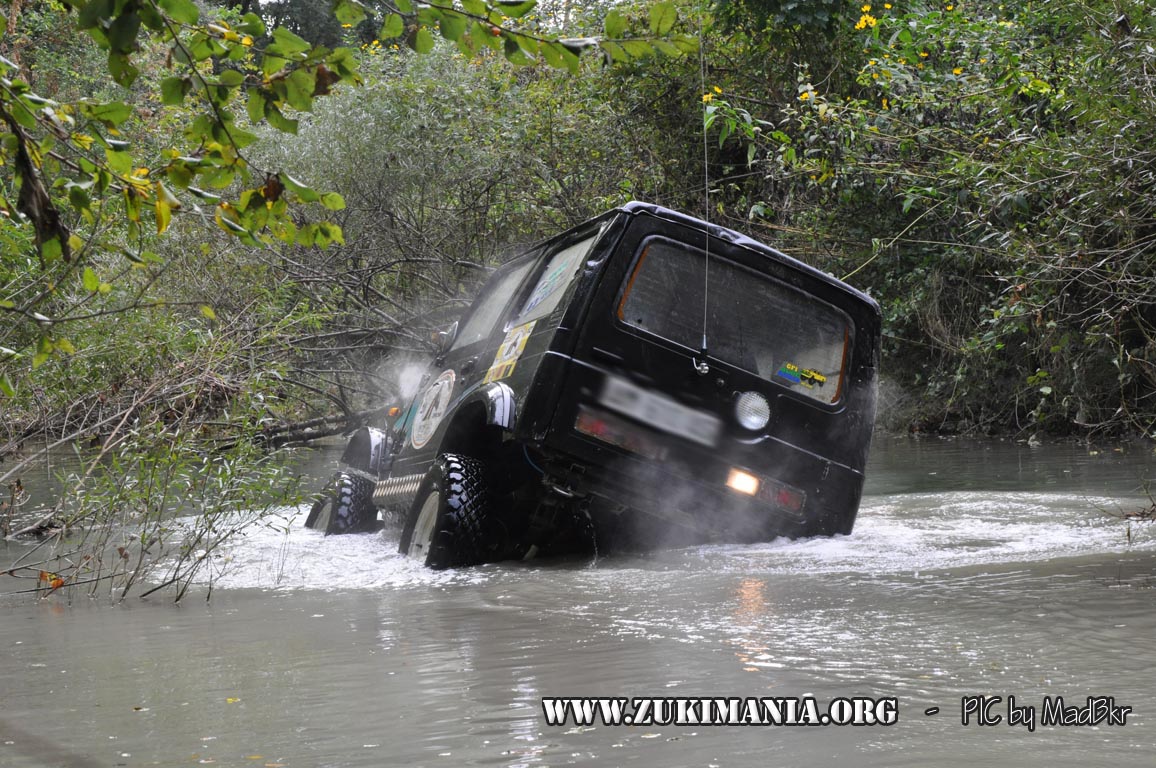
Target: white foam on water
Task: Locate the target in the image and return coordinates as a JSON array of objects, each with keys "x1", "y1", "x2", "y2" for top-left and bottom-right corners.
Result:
[
  {"x1": 672, "y1": 491, "x2": 1155, "y2": 575},
  {"x1": 177, "y1": 506, "x2": 487, "y2": 591},
  {"x1": 186, "y1": 492, "x2": 1155, "y2": 591}
]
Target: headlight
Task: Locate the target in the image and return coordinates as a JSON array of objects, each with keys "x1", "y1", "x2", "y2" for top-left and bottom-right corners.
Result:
[{"x1": 735, "y1": 391, "x2": 771, "y2": 430}]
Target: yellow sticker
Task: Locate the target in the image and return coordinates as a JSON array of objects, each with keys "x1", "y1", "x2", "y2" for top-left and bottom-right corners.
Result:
[{"x1": 484, "y1": 321, "x2": 536, "y2": 383}]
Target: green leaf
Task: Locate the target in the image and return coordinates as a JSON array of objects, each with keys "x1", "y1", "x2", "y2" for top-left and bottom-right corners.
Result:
[
  {"x1": 41, "y1": 236, "x2": 63, "y2": 263},
  {"x1": 107, "y1": 52, "x2": 139, "y2": 87},
  {"x1": 670, "y1": 34, "x2": 698, "y2": 54},
  {"x1": 83, "y1": 266, "x2": 100, "y2": 292},
  {"x1": 217, "y1": 69, "x2": 244, "y2": 87},
  {"x1": 320, "y1": 191, "x2": 345, "y2": 211},
  {"x1": 503, "y1": 35, "x2": 530, "y2": 65},
  {"x1": 542, "y1": 40, "x2": 564, "y2": 68},
  {"x1": 77, "y1": 0, "x2": 113, "y2": 30},
  {"x1": 599, "y1": 40, "x2": 628, "y2": 63},
  {"x1": 649, "y1": 2, "x2": 677, "y2": 36},
  {"x1": 280, "y1": 173, "x2": 320, "y2": 202},
  {"x1": 107, "y1": 11, "x2": 141, "y2": 54},
  {"x1": 621, "y1": 40, "x2": 652, "y2": 58},
  {"x1": 271, "y1": 27, "x2": 310, "y2": 55},
  {"x1": 412, "y1": 27, "x2": 435, "y2": 53},
  {"x1": 495, "y1": 1, "x2": 536, "y2": 18},
  {"x1": 238, "y1": 12, "x2": 265, "y2": 36},
  {"x1": 381, "y1": 13, "x2": 404, "y2": 39},
  {"x1": 246, "y1": 89, "x2": 267, "y2": 124},
  {"x1": 85, "y1": 100, "x2": 133, "y2": 126},
  {"x1": 265, "y1": 103, "x2": 298, "y2": 134},
  {"x1": 32, "y1": 335, "x2": 54, "y2": 368},
  {"x1": 394, "y1": 0, "x2": 413, "y2": 12},
  {"x1": 603, "y1": 9, "x2": 626, "y2": 39},
  {"x1": 67, "y1": 181, "x2": 92, "y2": 212},
  {"x1": 315, "y1": 221, "x2": 344, "y2": 246},
  {"x1": 461, "y1": 0, "x2": 485, "y2": 14},
  {"x1": 0, "y1": 373, "x2": 14, "y2": 398},
  {"x1": 334, "y1": 0, "x2": 367, "y2": 25},
  {"x1": 161, "y1": 76, "x2": 191, "y2": 106},
  {"x1": 158, "y1": 0, "x2": 199, "y2": 25},
  {"x1": 262, "y1": 54, "x2": 288, "y2": 76},
  {"x1": 284, "y1": 68, "x2": 314, "y2": 111},
  {"x1": 439, "y1": 11, "x2": 467, "y2": 41}
]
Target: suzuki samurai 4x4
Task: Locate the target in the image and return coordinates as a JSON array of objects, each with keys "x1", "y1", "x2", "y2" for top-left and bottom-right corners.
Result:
[{"x1": 305, "y1": 202, "x2": 880, "y2": 568}]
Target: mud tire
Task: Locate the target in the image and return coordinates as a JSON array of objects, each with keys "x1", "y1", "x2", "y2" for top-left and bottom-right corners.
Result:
[
  {"x1": 304, "y1": 471, "x2": 378, "y2": 534},
  {"x1": 398, "y1": 454, "x2": 492, "y2": 569}
]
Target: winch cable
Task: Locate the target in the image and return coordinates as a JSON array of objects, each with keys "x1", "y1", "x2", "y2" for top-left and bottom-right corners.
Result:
[{"x1": 695, "y1": 6, "x2": 712, "y2": 376}]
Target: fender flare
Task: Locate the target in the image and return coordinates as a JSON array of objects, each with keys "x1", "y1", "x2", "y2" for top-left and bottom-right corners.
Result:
[
  {"x1": 341, "y1": 426, "x2": 392, "y2": 478},
  {"x1": 473, "y1": 381, "x2": 517, "y2": 431}
]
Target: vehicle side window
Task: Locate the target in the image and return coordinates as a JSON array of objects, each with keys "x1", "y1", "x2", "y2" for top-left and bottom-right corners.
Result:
[
  {"x1": 512, "y1": 235, "x2": 596, "y2": 326},
  {"x1": 451, "y1": 259, "x2": 536, "y2": 350}
]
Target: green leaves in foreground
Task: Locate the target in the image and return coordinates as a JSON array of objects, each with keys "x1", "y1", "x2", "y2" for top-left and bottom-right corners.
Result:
[
  {"x1": 0, "y1": 0, "x2": 693, "y2": 368},
  {"x1": 372, "y1": 0, "x2": 695, "y2": 73}
]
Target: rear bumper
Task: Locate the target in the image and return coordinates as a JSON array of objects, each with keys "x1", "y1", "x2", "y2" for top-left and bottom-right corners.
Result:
[{"x1": 537, "y1": 427, "x2": 864, "y2": 547}]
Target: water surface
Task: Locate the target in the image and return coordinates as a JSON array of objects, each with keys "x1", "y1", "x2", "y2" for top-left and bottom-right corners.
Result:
[{"x1": 3, "y1": 437, "x2": 1156, "y2": 766}]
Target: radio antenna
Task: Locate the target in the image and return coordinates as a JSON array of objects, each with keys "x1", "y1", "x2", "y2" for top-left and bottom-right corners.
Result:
[{"x1": 694, "y1": 5, "x2": 711, "y2": 376}]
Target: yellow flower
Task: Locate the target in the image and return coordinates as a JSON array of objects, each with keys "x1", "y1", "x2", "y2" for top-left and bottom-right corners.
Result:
[
  {"x1": 946, "y1": 4, "x2": 954, "y2": 9},
  {"x1": 919, "y1": 51, "x2": 929, "y2": 57},
  {"x1": 882, "y1": 97, "x2": 889, "y2": 109},
  {"x1": 241, "y1": 35, "x2": 253, "y2": 46},
  {"x1": 702, "y1": 93, "x2": 714, "y2": 103},
  {"x1": 341, "y1": 23, "x2": 352, "y2": 28},
  {"x1": 979, "y1": 57, "x2": 988, "y2": 63},
  {"x1": 799, "y1": 90, "x2": 812, "y2": 101},
  {"x1": 953, "y1": 67, "x2": 963, "y2": 75},
  {"x1": 884, "y1": 2, "x2": 892, "y2": 7},
  {"x1": 861, "y1": 4, "x2": 871, "y2": 10},
  {"x1": 713, "y1": 85, "x2": 723, "y2": 94}
]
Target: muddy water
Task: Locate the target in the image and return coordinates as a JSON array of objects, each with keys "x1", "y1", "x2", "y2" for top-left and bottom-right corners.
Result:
[{"x1": 3, "y1": 437, "x2": 1156, "y2": 767}]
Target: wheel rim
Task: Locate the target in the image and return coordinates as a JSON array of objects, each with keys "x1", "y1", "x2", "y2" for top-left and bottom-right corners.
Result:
[
  {"x1": 407, "y1": 490, "x2": 440, "y2": 560},
  {"x1": 313, "y1": 497, "x2": 334, "y2": 531}
]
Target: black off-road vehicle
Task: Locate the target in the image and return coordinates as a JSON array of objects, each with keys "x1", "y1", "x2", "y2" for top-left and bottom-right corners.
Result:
[{"x1": 305, "y1": 202, "x2": 880, "y2": 568}]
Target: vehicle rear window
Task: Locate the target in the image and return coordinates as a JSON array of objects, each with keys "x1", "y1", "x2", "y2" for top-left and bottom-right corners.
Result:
[{"x1": 617, "y1": 237, "x2": 851, "y2": 403}]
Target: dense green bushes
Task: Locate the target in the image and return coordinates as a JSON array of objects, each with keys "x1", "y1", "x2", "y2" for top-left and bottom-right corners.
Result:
[{"x1": 4, "y1": 0, "x2": 1156, "y2": 446}]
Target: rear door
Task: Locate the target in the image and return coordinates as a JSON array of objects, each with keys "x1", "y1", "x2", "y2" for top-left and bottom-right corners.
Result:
[{"x1": 547, "y1": 212, "x2": 863, "y2": 483}]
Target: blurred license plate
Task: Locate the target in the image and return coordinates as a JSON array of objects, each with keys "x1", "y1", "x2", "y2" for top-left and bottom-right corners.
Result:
[{"x1": 600, "y1": 375, "x2": 721, "y2": 447}]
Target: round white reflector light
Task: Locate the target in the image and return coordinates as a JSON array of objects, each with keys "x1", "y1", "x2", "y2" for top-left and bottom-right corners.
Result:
[{"x1": 735, "y1": 391, "x2": 771, "y2": 430}]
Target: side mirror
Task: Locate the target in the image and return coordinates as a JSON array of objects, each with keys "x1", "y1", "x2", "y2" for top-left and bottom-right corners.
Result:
[{"x1": 432, "y1": 321, "x2": 458, "y2": 359}]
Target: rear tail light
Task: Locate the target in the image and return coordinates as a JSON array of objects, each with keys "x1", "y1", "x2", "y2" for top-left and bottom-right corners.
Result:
[
  {"x1": 770, "y1": 483, "x2": 806, "y2": 514},
  {"x1": 575, "y1": 406, "x2": 668, "y2": 460}
]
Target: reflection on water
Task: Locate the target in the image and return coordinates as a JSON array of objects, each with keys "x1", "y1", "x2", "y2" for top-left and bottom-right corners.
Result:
[{"x1": 3, "y1": 437, "x2": 1156, "y2": 767}]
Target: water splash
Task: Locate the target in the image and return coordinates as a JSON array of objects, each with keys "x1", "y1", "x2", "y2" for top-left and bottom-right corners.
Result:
[{"x1": 196, "y1": 491, "x2": 1152, "y2": 591}]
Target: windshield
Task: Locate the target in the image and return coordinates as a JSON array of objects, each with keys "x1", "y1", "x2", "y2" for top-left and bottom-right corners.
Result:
[{"x1": 617, "y1": 237, "x2": 851, "y2": 403}]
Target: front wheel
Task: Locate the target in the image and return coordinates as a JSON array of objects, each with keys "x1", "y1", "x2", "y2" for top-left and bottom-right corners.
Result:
[
  {"x1": 304, "y1": 471, "x2": 378, "y2": 534},
  {"x1": 398, "y1": 454, "x2": 493, "y2": 569}
]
